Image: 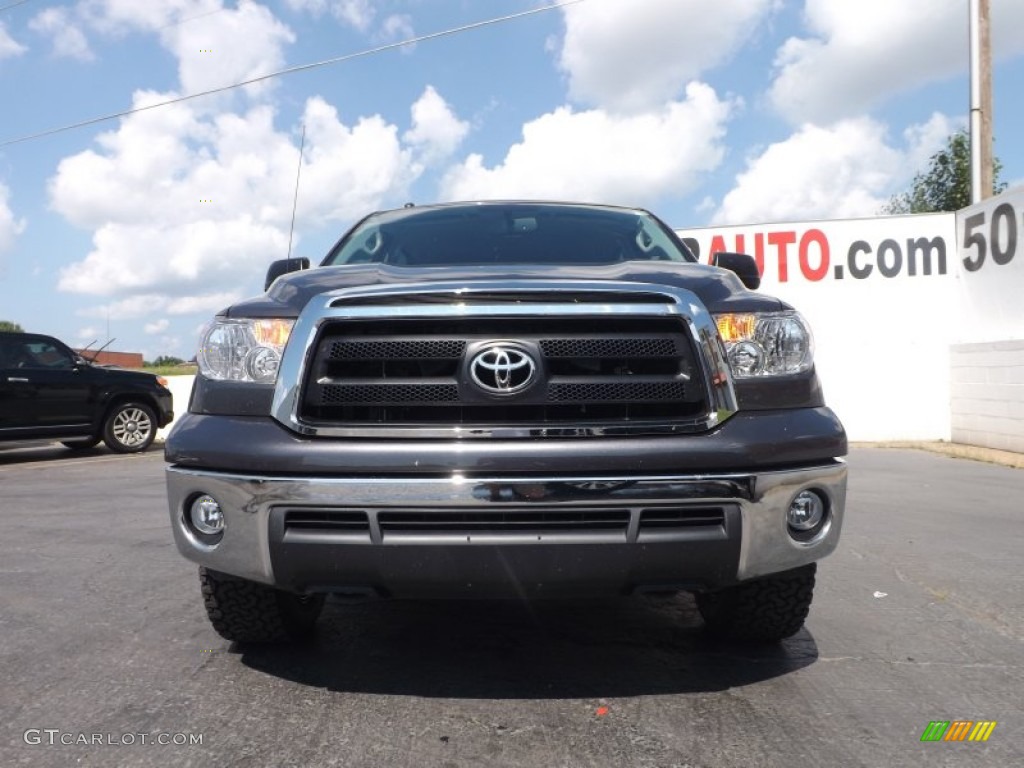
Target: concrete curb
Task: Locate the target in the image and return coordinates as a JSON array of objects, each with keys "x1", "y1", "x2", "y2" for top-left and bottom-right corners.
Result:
[{"x1": 851, "y1": 441, "x2": 1024, "y2": 470}]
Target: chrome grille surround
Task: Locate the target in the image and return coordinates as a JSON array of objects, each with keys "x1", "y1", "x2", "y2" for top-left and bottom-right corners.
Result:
[{"x1": 271, "y1": 280, "x2": 737, "y2": 438}]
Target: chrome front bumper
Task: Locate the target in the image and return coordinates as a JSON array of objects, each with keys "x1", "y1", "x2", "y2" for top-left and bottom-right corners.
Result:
[{"x1": 166, "y1": 461, "x2": 846, "y2": 594}]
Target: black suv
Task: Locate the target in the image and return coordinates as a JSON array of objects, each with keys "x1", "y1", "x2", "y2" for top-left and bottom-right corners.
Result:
[{"x1": 0, "y1": 332, "x2": 173, "y2": 453}]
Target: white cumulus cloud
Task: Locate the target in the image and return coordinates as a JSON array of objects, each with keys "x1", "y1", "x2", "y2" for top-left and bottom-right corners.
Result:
[
  {"x1": 52, "y1": 86, "x2": 464, "y2": 298},
  {"x1": 144, "y1": 318, "x2": 170, "y2": 334},
  {"x1": 0, "y1": 21, "x2": 28, "y2": 59},
  {"x1": 79, "y1": 1, "x2": 294, "y2": 98},
  {"x1": 159, "y1": 2, "x2": 294, "y2": 98},
  {"x1": 713, "y1": 113, "x2": 956, "y2": 224},
  {"x1": 30, "y1": 8, "x2": 94, "y2": 61},
  {"x1": 58, "y1": 218, "x2": 291, "y2": 296},
  {"x1": 769, "y1": 0, "x2": 1024, "y2": 124},
  {"x1": 80, "y1": 292, "x2": 244, "y2": 321},
  {"x1": 283, "y1": 0, "x2": 327, "y2": 14},
  {"x1": 81, "y1": 0, "x2": 209, "y2": 33},
  {"x1": 441, "y1": 82, "x2": 733, "y2": 206},
  {"x1": 0, "y1": 182, "x2": 27, "y2": 255},
  {"x1": 49, "y1": 1, "x2": 470, "y2": 330},
  {"x1": 285, "y1": 0, "x2": 374, "y2": 31},
  {"x1": 379, "y1": 13, "x2": 414, "y2": 44},
  {"x1": 559, "y1": 0, "x2": 775, "y2": 112},
  {"x1": 404, "y1": 86, "x2": 470, "y2": 166},
  {"x1": 292, "y1": 97, "x2": 418, "y2": 227}
]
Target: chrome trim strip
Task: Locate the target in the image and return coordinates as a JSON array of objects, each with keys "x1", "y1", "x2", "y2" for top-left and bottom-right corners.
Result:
[
  {"x1": 166, "y1": 461, "x2": 846, "y2": 586},
  {"x1": 735, "y1": 461, "x2": 847, "y2": 580},
  {"x1": 0, "y1": 423, "x2": 92, "y2": 433},
  {"x1": 271, "y1": 279, "x2": 737, "y2": 438}
]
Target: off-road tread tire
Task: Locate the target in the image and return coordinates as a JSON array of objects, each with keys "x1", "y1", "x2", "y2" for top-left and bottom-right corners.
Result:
[
  {"x1": 199, "y1": 567, "x2": 324, "y2": 644},
  {"x1": 696, "y1": 563, "x2": 816, "y2": 643}
]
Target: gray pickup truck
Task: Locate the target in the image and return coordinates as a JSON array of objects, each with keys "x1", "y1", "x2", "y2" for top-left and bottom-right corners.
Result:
[{"x1": 165, "y1": 201, "x2": 847, "y2": 644}]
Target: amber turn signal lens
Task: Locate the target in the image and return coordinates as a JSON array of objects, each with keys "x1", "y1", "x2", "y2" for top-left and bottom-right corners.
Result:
[
  {"x1": 253, "y1": 319, "x2": 294, "y2": 348},
  {"x1": 715, "y1": 313, "x2": 757, "y2": 343}
]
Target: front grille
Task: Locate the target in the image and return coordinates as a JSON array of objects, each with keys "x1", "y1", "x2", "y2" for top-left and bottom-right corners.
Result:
[
  {"x1": 332, "y1": 291, "x2": 673, "y2": 306},
  {"x1": 327, "y1": 340, "x2": 466, "y2": 359},
  {"x1": 299, "y1": 315, "x2": 708, "y2": 431},
  {"x1": 540, "y1": 337, "x2": 677, "y2": 358},
  {"x1": 378, "y1": 508, "x2": 630, "y2": 537},
  {"x1": 320, "y1": 383, "x2": 460, "y2": 404},
  {"x1": 282, "y1": 508, "x2": 371, "y2": 539},
  {"x1": 276, "y1": 505, "x2": 729, "y2": 544},
  {"x1": 547, "y1": 381, "x2": 688, "y2": 403},
  {"x1": 638, "y1": 507, "x2": 726, "y2": 530}
]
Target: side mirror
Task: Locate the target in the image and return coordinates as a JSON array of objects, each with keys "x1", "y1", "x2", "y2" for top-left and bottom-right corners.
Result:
[
  {"x1": 680, "y1": 237, "x2": 700, "y2": 260},
  {"x1": 712, "y1": 251, "x2": 761, "y2": 290},
  {"x1": 265, "y1": 257, "x2": 310, "y2": 291}
]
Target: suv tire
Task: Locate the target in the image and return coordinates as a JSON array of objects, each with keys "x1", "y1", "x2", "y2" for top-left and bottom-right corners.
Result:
[
  {"x1": 103, "y1": 402, "x2": 157, "y2": 453},
  {"x1": 199, "y1": 567, "x2": 325, "y2": 643},
  {"x1": 696, "y1": 563, "x2": 816, "y2": 643}
]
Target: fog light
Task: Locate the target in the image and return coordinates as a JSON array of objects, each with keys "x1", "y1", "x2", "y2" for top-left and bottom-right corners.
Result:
[
  {"x1": 190, "y1": 495, "x2": 225, "y2": 535},
  {"x1": 788, "y1": 490, "x2": 825, "y2": 532}
]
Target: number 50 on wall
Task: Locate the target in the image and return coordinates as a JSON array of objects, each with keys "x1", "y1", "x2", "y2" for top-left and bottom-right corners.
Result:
[{"x1": 960, "y1": 192, "x2": 1022, "y2": 272}]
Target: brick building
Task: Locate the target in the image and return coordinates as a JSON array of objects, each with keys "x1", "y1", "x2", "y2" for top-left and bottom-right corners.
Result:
[{"x1": 74, "y1": 349, "x2": 145, "y2": 368}]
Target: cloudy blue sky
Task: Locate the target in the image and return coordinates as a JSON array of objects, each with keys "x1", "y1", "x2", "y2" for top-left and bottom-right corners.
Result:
[{"x1": 1, "y1": 0, "x2": 1022, "y2": 360}]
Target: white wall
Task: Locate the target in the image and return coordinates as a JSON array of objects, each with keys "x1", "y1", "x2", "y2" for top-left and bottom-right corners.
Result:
[
  {"x1": 951, "y1": 341, "x2": 1024, "y2": 453},
  {"x1": 955, "y1": 186, "x2": 1024, "y2": 343},
  {"x1": 677, "y1": 213, "x2": 956, "y2": 442},
  {"x1": 156, "y1": 375, "x2": 194, "y2": 442},
  {"x1": 950, "y1": 186, "x2": 1024, "y2": 452}
]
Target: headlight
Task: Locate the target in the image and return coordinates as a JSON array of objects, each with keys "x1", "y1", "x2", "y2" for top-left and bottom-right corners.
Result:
[
  {"x1": 197, "y1": 318, "x2": 294, "y2": 383},
  {"x1": 714, "y1": 311, "x2": 813, "y2": 378}
]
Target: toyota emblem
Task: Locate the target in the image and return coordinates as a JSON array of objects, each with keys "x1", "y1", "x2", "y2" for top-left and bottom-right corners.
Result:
[{"x1": 469, "y1": 344, "x2": 537, "y2": 395}]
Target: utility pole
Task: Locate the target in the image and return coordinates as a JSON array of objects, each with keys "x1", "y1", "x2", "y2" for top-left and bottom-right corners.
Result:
[{"x1": 969, "y1": 0, "x2": 993, "y2": 203}]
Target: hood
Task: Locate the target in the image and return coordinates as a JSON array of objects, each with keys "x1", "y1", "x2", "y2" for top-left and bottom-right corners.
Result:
[{"x1": 227, "y1": 262, "x2": 787, "y2": 318}]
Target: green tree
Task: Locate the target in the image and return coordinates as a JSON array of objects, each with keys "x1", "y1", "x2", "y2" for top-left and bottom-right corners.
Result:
[
  {"x1": 152, "y1": 355, "x2": 185, "y2": 367},
  {"x1": 0, "y1": 320, "x2": 24, "y2": 332},
  {"x1": 884, "y1": 130, "x2": 1007, "y2": 214}
]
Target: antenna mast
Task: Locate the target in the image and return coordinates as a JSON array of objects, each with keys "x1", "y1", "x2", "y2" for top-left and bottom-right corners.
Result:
[{"x1": 286, "y1": 123, "x2": 306, "y2": 260}]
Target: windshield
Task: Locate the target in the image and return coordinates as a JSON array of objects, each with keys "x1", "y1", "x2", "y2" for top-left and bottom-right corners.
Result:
[{"x1": 322, "y1": 205, "x2": 694, "y2": 268}]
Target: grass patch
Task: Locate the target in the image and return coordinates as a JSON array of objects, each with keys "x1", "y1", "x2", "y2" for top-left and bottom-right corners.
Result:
[{"x1": 137, "y1": 365, "x2": 198, "y2": 376}]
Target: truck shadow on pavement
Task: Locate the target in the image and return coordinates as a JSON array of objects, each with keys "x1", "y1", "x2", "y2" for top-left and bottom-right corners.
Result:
[
  {"x1": 0, "y1": 443, "x2": 106, "y2": 464},
  {"x1": 0, "y1": 441, "x2": 162, "y2": 464},
  {"x1": 239, "y1": 592, "x2": 818, "y2": 698}
]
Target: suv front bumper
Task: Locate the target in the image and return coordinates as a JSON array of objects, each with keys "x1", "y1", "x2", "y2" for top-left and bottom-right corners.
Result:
[{"x1": 166, "y1": 460, "x2": 846, "y2": 597}]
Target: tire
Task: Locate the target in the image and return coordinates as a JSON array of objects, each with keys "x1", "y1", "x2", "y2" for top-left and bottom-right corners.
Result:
[
  {"x1": 696, "y1": 564, "x2": 816, "y2": 643},
  {"x1": 102, "y1": 401, "x2": 156, "y2": 453},
  {"x1": 199, "y1": 567, "x2": 325, "y2": 643},
  {"x1": 62, "y1": 437, "x2": 101, "y2": 450}
]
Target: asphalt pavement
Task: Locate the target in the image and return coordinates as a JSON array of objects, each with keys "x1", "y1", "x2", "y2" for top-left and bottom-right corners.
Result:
[{"x1": 0, "y1": 445, "x2": 1021, "y2": 767}]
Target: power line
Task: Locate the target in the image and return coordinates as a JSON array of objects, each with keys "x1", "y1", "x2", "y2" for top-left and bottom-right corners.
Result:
[
  {"x1": 0, "y1": 2, "x2": 228, "y2": 27},
  {"x1": 157, "y1": 7, "x2": 230, "y2": 31},
  {"x1": 0, "y1": 0, "x2": 39, "y2": 12},
  {"x1": 0, "y1": 0, "x2": 586, "y2": 147}
]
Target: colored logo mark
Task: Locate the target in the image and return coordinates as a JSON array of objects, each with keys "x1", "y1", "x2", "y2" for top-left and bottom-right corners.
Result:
[{"x1": 920, "y1": 720, "x2": 997, "y2": 742}]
